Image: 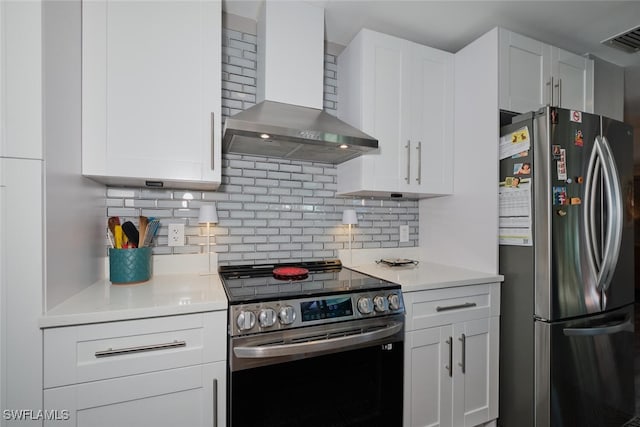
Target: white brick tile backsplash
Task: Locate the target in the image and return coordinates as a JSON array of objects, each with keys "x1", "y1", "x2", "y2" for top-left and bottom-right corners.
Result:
[{"x1": 101, "y1": 26, "x2": 419, "y2": 264}]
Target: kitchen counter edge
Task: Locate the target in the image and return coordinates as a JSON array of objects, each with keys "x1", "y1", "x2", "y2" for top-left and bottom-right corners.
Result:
[
  {"x1": 39, "y1": 273, "x2": 228, "y2": 329},
  {"x1": 347, "y1": 261, "x2": 504, "y2": 292}
]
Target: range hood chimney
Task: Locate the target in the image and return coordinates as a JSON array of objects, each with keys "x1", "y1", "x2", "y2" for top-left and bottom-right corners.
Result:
[{"x1": 222, "y1": 1, "x2": 378, "y2": 164}]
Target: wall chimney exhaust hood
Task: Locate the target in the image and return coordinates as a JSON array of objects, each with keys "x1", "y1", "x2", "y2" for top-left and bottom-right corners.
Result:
[{"x1": 221, "y1": 1, "x2": 378, "y2": 164}]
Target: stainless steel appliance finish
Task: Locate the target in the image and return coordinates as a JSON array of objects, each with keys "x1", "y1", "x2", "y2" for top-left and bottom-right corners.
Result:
[
  {"x1": 219, "y1": 260, "x2": 405, "y2": 427},
  {"x1": 222, "y1": 100, "x2": 379, "y2": 164},
  {"x1": 499, "y1": 107, "x2": 635, "y2": 427}
]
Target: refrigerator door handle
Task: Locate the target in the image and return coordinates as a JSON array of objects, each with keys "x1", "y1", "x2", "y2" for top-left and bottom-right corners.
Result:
[
  {"x1": 598, "y1": 136, "x2": 623, "y2": 294},
  {"x1": 583, "y1": 138, "x2": 602, "y2": 285},
  {"x1": 563, "y1": 318, "x2": 634, "y2": 337}
]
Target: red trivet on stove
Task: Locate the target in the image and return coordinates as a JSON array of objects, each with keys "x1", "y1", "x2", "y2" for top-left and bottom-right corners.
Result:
[{"x1": 272, "y1": 266, "x2": 309, "y2": 281}]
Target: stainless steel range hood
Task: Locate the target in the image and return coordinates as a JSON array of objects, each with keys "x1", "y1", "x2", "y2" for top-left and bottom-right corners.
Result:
[
  {"x1": 221, "y1": 2, "x2": 378, "y2": 164},
  {"x1": 222, "y1": 101, "x2": 378, "y2": 164}
]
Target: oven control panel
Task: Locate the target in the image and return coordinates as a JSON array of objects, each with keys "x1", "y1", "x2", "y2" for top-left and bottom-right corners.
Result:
[{"x1": 229, "y1": 290, "x2": 405, "y2": 336}]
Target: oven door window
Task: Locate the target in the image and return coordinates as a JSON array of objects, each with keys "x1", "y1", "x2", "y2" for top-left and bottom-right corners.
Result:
[{"x1": 229, "y1": 342, "x2": 403, "y2": 427}]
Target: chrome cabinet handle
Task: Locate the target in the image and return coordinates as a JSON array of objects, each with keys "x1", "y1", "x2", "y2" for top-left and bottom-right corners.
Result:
[
  {"x1": 405, "y1": 140, "x2": 411, "y2": 183},
  {"x1": 416, "y1": 141, "x2": 422, "y2": 184},
  {"x1": 94, "y1": 340, "x2": 186, "y2": 358},
  {"x1": 436, "y1": 302, "x2": 477, "y2": 312},
  {"x1": 446, "y1": 336, "x2": 453, "y2": 377},
  {"x1": 458, "y1": 333, "x2": 466, "y2": 374},
  {"x1": 546, "y1": 77, "x2": 554, "y2": 106},
  {"x1": 213, "y1": 378, "x2": 218, "y2": 427},
  {"x1": 234, "y1": 321, "x2": 403, "y2": 358},
  {"x1": 211, "y1": 112, "x2": 215, "y2": 171},
  {"x1": 557, "y1": 78, "x2": 562, "y2": 107}
]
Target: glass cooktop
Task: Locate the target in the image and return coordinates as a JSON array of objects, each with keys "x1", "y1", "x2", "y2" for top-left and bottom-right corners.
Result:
[{"x1": 218, "y1": 260, "x2": 400, "y2": 304}]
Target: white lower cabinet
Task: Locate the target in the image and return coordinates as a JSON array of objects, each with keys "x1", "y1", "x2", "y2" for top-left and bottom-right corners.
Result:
[
  {"x1": 403, "y1": 284, "x2": 500, "y2": 427},
  {"x1": 43, "y1": 311, "x2": 226, "y2": 427},
  {"x1": 44, "y1": 362, "x2": 225, "y2": 427}
]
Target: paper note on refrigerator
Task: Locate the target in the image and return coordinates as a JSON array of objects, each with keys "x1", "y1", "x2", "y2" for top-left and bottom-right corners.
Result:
[
  {"x1": 499, "y1": 126, "x2": 531, "y2": 160},
  {"x1": 499, "y1": 179, "x2": 533, "y2": 246}
]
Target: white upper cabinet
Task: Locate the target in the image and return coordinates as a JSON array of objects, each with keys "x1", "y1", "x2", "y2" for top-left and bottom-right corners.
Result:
[
  {"x1": 1, "y1": 1, "x2": 43, "y2": 160},
  {"x1": 337, "y1": 29, "x2": 454, "y2": 199},
  {"x1": 499, "y1": 30, "x2": 549, "y2": 114},
  {"x1": 499, "y1": 28, "x2": 593, "y2": 114},
  {"x1": 551, "y1": 46, "x2": 594, "y2": 113},
  {"x1": 81, "y1": 0, "x2": 221, "y2": 190}
]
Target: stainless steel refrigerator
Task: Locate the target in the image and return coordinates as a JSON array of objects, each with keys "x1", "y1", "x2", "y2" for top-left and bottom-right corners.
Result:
[{"x1": 498, "y1": 106, "x2": 635, "y2": 427}]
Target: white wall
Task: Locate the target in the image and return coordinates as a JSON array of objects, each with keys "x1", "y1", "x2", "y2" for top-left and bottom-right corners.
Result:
[
  {"x1": 43, "y1": 0, "x2": 105, "y2": 311},
  {"x1": 419, "y1": 28, "x2": 500, "y2": 274}
]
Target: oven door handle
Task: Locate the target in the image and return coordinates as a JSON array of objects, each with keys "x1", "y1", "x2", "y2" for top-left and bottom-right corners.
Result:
[{"x1": 233, "y1": 321, "x2": 403, "y2": 359}]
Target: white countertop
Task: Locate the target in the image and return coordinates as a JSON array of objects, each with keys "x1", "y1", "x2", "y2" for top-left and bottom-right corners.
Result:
[
  {"x1": 339, "y1": 248, "x2": 504, "y2": 292},
  {"x1": 40, "y1": 254, "x2": 227, "y2": 328},
  {"x1": 40, "y1": 249, "x2": 504, "y2": 328},
  {"x1": 348, "y1": 261, "x2": 503, "y2": 292}
]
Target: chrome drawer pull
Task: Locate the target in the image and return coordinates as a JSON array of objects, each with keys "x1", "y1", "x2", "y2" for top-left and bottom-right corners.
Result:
[
  {"x1": 446, "y1": 336, "x2": 452, "y2": 378},
  {"x1": 436, "y1": 302, "x2": 477, "y2": 312},
  {"x1": 458, "y1": 333, "x2": 466, "y2": 374},
  {"x1": 95, "y1": 340, "x2": 186, "y2": 358}
]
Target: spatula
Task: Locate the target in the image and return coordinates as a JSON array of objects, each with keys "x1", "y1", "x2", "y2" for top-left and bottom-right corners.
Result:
[
  {"x1": 108, "y1": 216, "x2": 120, "y2": 239},
  {"x1": 122, "y1": 221, "x2": 139, "y2": 247}
]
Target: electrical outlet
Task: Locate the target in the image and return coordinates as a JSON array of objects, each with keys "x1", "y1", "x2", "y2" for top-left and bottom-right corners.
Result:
[
  {"x1": 168, "y1": 223, "x2": 185, "y2": 247},
  {"x1": 399, "y1": 225, "x2": 409, "y2": 243}
]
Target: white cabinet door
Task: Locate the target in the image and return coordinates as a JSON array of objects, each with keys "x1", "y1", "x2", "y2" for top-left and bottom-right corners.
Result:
[
  {"x1": 337, "y1": 29, "x2": 403, "y2": 196},
  {"x1": 0, "y1": 159, "x2": 44, "y2": 426},
  {"x1": 0, "y1": 1, "x2": 43, "y2": 160},
  {"x1": 82, "y1": 0, "x2": 221, "y2": 190},
  {"x1": 361, "y1": 30, "x2": 404, "y2": 194},
  {"x1": 404, "y1": 326, "x2": 452, "y2": 427},
  {"x1": 404, "y1": 41, "x2": 454, "y2": 195},
  {"x1": 498, "y1": 29, "x2": 550, "y2": 113},
  {"x1": 44, "y1": 362, "x2": 226, "y2": 427},
  {"x1": 551, "y1": 47, "x2": 594, "y2": 113},
  {"x1": 452, "y1": 317, "x2": 499, "y2": 427}
]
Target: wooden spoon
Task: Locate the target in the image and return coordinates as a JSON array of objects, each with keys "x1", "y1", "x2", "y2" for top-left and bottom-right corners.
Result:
[{"x1": 138, "y1": 216, "x2": 148, "y2": 247}]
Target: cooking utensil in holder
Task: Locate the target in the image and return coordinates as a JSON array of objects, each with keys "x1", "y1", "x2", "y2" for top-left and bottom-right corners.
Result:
[{"x1": 109, "y1": 247, "x2": 153, "y2": 284}]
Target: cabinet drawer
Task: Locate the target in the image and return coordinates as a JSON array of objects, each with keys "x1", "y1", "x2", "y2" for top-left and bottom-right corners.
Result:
[
  {"x1": 44, "y1": 311, "x2": 226, "y2": 389},
  {"x1": 404, "y1": 283, "x2": 500, "y2": 331}
]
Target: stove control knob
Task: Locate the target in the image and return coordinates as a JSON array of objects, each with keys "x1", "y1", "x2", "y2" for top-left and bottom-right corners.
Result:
[
  {"x1": 388, "y1": 293, "x2": 401, "y2": 311},
  {"x1": 259, "y1": 308, "x2": 277, "y2": 328},
  {"x1": 236, "y1": 311, "x2": 256, "y2": 331},
  {"x1": 278, "y1": 306, "x2": 296, "y2": 325},
  {"x1": 373, "y1": 295, "x2": 388, "y2": 312},
  {"x1": 357, "y1": 297, "x2": 374, "y2": 315}
]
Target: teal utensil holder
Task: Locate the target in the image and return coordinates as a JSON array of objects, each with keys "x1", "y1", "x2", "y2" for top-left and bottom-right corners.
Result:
[{"x1": 109, "y1": 247, "x2": 152, "y2": 284}]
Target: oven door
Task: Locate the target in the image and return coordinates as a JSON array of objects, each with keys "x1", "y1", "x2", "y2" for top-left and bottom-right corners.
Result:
[{"x1": 228, "y1": 315, "x2": 404, "y2": 427}]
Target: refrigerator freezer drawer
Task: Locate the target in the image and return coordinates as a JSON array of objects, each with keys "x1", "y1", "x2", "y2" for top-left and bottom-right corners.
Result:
[{"x1": 534, "y1": 304, "x2": 635, "y2": 427}]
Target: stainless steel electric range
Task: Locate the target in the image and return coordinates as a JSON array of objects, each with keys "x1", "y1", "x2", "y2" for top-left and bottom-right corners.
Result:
[{"x1": 218, "y1": 259, "x2": 405, "y2": 427}]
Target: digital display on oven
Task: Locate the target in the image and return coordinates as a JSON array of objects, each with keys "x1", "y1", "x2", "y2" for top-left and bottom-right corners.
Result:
[{"x1": 300, "y1": 297, "x2": 353, "y2": 322}]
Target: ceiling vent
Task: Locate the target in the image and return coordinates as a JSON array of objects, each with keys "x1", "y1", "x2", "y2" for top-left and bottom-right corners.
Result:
[{"x1": 601, "y1": 25, "x2": 640, "y2": 54}]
